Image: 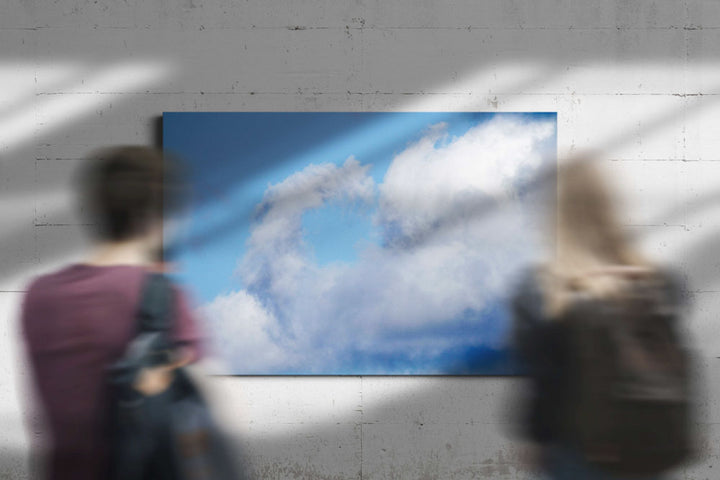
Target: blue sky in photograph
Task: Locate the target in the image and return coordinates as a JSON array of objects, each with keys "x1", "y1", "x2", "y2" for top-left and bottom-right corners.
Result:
[{"x1": 164, "y1": 112, "x2": 556, "y2": 374}]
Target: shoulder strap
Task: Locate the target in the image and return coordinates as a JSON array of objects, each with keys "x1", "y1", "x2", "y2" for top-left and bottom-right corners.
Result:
[
  {"x1": 108, "y1": 274, "x2": 176, "y2": 386},
  {"x1": 136, "y1": 273, "x2": 174, "y2": 335}
]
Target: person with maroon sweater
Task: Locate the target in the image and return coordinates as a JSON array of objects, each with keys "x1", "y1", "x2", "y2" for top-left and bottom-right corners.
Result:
[{"x1": 21, "y1": 147, "x2": 203, "y2": 480}]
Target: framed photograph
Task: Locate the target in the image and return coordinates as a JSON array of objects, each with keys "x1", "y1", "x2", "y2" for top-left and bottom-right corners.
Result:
[{"x1": 163, "y1": 112, "x2": 556, "y2": 375}]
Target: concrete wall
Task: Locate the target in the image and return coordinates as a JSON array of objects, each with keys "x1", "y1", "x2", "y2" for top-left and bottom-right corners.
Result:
[{"x1": 1, "y1": 1, "x2": 719, "y2": 478}]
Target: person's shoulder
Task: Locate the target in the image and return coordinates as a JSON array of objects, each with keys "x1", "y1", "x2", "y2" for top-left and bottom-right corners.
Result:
[
  {"x1": 25, "y1": 263, "x2": 149, "y2": 298},
  {"x1": 24, "y1": 274, "x2": 47, "y2": 294},
  {"x1": 24, "y1": 264, "x2": 78, "y2": 295},
  {"x1": 21, "y1": 265, "x2": 87, "y2": 318}
]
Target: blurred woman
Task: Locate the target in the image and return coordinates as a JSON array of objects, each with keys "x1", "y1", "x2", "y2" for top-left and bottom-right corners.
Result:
[
  {"x1": 512, "y1": 158, "x2": 692, "y2": 479},
  {"x1": 21, "y1": 147, "x2": 202, "y2": 479}
]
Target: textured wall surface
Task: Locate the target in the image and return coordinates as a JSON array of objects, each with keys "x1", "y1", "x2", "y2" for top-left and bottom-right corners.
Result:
[{"x1": 1, "y1": 1, "x2": 720, "y2": 478}]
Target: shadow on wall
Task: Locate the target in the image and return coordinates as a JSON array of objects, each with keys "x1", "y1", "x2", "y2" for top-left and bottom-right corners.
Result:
[
  {"x1": 200, "y1": 375, "x2": 538, "y2": 480},
  {"x1": 199, "y1": 357, "x2": 715, "y2": 479}
]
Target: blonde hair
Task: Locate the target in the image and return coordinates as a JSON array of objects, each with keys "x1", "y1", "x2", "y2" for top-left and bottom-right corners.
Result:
[{"x1": 543, "y1": 157, "x2": 650, "y2": 317}]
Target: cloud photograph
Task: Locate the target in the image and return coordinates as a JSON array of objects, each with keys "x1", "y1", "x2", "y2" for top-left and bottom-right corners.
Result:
[{"x1": 164, "y1": 112, "x2": 556, "y2": 374}]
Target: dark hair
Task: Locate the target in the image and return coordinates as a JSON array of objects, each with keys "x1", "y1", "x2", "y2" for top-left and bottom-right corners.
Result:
[{"x1": 78, "y1": 146, "x2": 186, "y2": 241}]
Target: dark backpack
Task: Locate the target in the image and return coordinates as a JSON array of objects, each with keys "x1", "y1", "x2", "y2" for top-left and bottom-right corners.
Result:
[
  {"x1": 562, "y1": 272, "x2": 693, "y2": 475},
  {"x1": 107, "y1": 273, "x2": 243, "y2": 480}
]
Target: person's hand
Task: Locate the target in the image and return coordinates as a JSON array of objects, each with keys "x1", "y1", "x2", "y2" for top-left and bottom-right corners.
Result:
[
  {"x1": 133, "y1": 364, "x2": 175, "y2": 396},
  {"x1": 132, "y1": 347, "x2": 193, "y2": 396}
]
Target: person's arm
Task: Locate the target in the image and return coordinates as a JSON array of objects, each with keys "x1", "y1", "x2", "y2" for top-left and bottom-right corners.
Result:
[{"x1": 133, "y1": 285, "x2": 204, "y2": 396}]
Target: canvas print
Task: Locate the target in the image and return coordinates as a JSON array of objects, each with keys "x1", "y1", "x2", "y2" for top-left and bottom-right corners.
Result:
[{"x1": 163, "y1": 112, "x2": 556, "y2": 375}]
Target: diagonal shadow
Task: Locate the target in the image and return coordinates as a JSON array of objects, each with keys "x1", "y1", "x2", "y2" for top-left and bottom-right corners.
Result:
[{"x1": 2, "y1": 13, "x2": 719, "y2": 287}]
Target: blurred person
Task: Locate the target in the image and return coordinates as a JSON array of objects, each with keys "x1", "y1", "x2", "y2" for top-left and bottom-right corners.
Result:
[
  {"x1": 512, "y1": 158, "x2": 695, "y2": 479},
  {"x1": 21, "y1": 146, "x2": 202, "y2": 479}
]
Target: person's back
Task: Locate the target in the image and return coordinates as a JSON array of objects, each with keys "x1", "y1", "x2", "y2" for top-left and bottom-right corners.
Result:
[
  {"x1": 513, "y1": 267, "x2": 692, "y2": 479},
  {"x1": 512, "y1": 159, "x2": 696, "y2": 479},
  {"x1": 21, "y1": 146, "x2": 201, "y2": 479},
  {"x1": 23, "y1": 265, "x2": 200, "y2": 479}
]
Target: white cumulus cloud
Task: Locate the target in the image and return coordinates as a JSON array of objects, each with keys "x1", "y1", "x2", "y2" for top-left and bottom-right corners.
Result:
[
  {"x1": 199, "y1": 289, "x2": 289, "y2": 372},
  {"x1": 379, "y1": 116, "x2": 554, "y2": 241},
  {"x1": 199, "y1": 116, "x2": 555, "y2": 373}
]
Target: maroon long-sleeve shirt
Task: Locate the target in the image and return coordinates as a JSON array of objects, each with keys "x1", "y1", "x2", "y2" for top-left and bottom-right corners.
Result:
[{"x1": 21, "y1": 264, "x2": 203, "y2": 480}]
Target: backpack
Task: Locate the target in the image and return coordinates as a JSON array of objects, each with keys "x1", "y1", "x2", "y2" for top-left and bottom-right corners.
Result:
[
  {"x1": 561, "y1": 271, "x2": 693, "y2": 476},
  {"x1": 107, "y1": 273, "x2": 243, "y2": 480}
]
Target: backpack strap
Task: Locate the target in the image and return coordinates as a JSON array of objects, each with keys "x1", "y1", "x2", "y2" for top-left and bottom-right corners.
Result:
[
  {"x1": 133, "y1": 273, "x2": 175, "y2": 366},
  {"x1": 136, "y1": 273, "x2": 174, "y2": 333}
]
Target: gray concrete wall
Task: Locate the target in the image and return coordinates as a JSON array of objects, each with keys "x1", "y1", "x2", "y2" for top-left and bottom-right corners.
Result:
[{"x1": 1, "y1": 1, "x2": 719, "y2": 478}]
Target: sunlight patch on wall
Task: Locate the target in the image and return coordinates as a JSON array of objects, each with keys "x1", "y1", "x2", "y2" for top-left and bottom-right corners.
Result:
[{"x1": 0, "y1": 61, "x2": 173, "y2": 153}]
